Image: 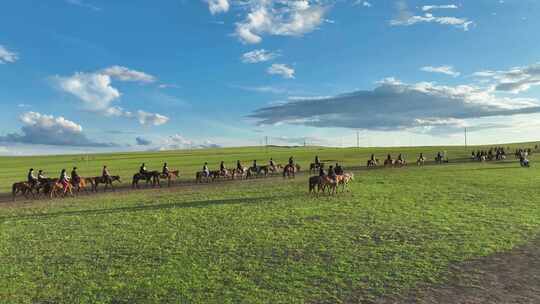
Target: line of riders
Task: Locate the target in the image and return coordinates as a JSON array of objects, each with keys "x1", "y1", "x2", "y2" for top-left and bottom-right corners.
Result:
[
  {"x1": 13, "y1": 165, "x2": 121, "y2": 200},
  {"x1": 364, "y1": 152, "x2": 447, "y2": 168},
  {"x1": 196, "y1": 156, "x2": 301, "y2": 183}
]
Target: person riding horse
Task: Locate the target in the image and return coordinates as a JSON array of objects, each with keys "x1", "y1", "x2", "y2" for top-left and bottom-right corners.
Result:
[
  {"x1": 27, "y1": 168, "x2": 37, "y2": 188},
  {"x1": 370, "y1": 154, "x2": 375, "y2": 161},
  {"x1": 102, "y1": 165, "x2": 112, "y2": 183},
  {"x1": 59, "y1": 169, "x2": 70, "y2": 192},
  {"x1": 203, "y1": 162, "x2": 210, "y2": 177},
  {"x1": 252, "y1": 160, "x2": 258, "y2": 171},
  {"x1": 315, "y1": 155, "x2": 320, "y2": 166},
  {"x1": 335, "y1": 163, "x2": 344, "y2": 175},
  {"x1": 71, "y1": 167, "x2": 80, "y2": 185},
  {"x1": 162, "y1": 162, "x2": 170, "y2": 176},
  {"x1": 140, "y1": 163, "x2": 147, "y2": 175},
  {"x1": 220, "y1": 161, "x2": 226, "y2": 174},
  {"x1": 269, "y1": 158, "x2": 276, "y2": 171},
  {"x1": 288, "y1": 156, "x2": 294, "y2": 166},
  {"x1": 327, "y1": 165, "x2": 337, "y2": 181},
  {"x1": 319, "y1": 167, "x2": 326, "y2": 177},
  {"x1": 37, "y1": 170, "x2": 47, "y2": 183}
]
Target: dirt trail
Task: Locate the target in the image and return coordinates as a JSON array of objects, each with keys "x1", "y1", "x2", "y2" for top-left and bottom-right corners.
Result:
[{"x1": 373, "y1": 237, "x2": 540, "y2": 304}]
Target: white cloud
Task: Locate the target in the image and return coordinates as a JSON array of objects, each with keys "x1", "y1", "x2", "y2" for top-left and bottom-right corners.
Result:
[
  {"x1": 205, "y1": 0, "x2": 230, "y2": 14},
  {"x1": 421, "y1": 65, "x2": 460, "y2": 77},
  {"x1": 57, "y1": 72, "x2": 121, "y2": 112},
  {"x1": 55, "y1": 67, "x2": 168, "y2": 126},
  {"x1": 101, "y1": 65, "x2": 156, "y2": 83},
  {"x1": 233, "y1": 1, "x2": 328, "y2": 44},
  {"x1": 65, "y1": 0, "x2": 101, "y2": 11},
  {"x1": 0, "y1": 45, "x2": 18, "y2": 64},
  {"x1": 249, "y1": 77, "x2": 540, "y2": 133},
  {"x1": 132, "y1": 110, "x2": 169, "y2": 126},
  {"x1": 0, "y1": 112, "x2": 113, "y2": 147},
  {"x1": 473, "y1": 63, "x2": 540, "y2": 94},
  {"x1": 267, "y1": 63, "x2": 295, "y2": 79},
  {"x1": 354, "y1": 1, "x2": 372, "y2": 7},
  {"x1": 422, "y1": 4, "x2": 458, "y2": 12},
  {"x1": 135, "y1": 136, "x2": 152, "y2": 146},
  {"x1": 391, "y1": 1, "x2": 473, "y2": 31},
  {"x1": 241, "y1": 49, "x2": 279, "y2": 63}
]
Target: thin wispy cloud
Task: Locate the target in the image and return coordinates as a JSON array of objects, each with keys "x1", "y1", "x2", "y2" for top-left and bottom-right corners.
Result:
[
  {"x1": 0, "y1": 45, "x2": 18, "y2": 64},
  {"x1": 473, "y1": 63, "x2": 540, "y2": 94},
  {"x1": 241, "y1": 49, "x2": 280, "y2": 64},
  {"x1": 422, "y1": 4, "x2": 458, "y2": 12},
  {"x1": 391, "y1": 1, "x2": 473, "y2": 31},
  {"x1": 421, "y1": 65, "x2": 460, "y2": 77},
  {"x1": 65, "y1": 0, "x2": 101, "y2": 11}
]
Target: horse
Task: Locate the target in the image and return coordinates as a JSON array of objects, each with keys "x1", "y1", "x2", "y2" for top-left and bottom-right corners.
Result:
[
  {"x1": 283, "y1": 164, "x2": 296, "y2": 179},
  {"x1": 231, "y1": 167, "x2": 248, "y2": 180},
  {"x1": 384, "y1": 158, "x2": 394, "y2": 167},
  {"x1": 308, "y1": 176, "x2": 324, "y2": 194},
  {"x1": 160, "y1": 170, "x2": 179, "y2": 187},
  {"x1": 132, "y1": 171, "x2": 160, "y2": 189},
  {"x1": 336, "y1": 173, "x2": 354, "y2": 192},
  {"x1": 394, "y1": 159, "x2": 407, "y2": 168},
  {"x1": 195, "y1": 171, "x2": 211, "y2": 183},
  {"x1": 319, "y1": 176, "x2": 338, "y2": 195},
  {"x1": 71, "y1": 177, "x2": 91, "y2": 194},
  {"x1": 309, "y1": 162, "x2": 325, "y2": 174},
  {"x1": 417, "y1": 157, "x2": 425, "y2": 166},
  {"x1": 11, "y1": 182, "x2": 34, "y2": 201},
  {"x1": 257, "y1": 166, "x2": 270, "y2": 177},
  {"x1": 93, "y1": 175, "x2": 121, "y2": 192},
  {"x1": 50, "y1": 181, "x2": 74, "y2": 199},
  {"x1": 367, "y1": 159, "x2": 378, "y2": 168}
]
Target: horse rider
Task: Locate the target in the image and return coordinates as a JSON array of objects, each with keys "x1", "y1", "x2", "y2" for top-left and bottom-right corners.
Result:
[
  {"x1": 436, "y1": 152, "x2": 442, "y2": 161},
  {"x1": 220, "y1": 161, "x2": 226, "y2": 174},
  {"x1": 102, "y1": 165, "x2": 112, "y2": 183},
  {"x1": 27, "y1": 168, "x2": 37, "y2": 188},
  {"x1": 162, "y1": 162, "x2": 170, "y2": 176},
  {"x1": 59, "y1": 169, "x2": 70, "y2": 191},
  {"x1": 370, "y1": 154, "x2": 375, "y2": 161},
  {"x1": 37, "y1": 170, "x2": 47, "y2": 183},
  {"x1": 387, "y1": 154, "x2": 392, "y2": 161},
  {"x1": 319, "y1": 166, "x2": 326, "y2": 177},
  {"x1": 203, "y1": 162, "x2": 210, "y2": 177},
  {"x1": 71, "y1": 167, "x2": 80, "y2": 185},
  {"x1": 315, "y1": 155, "x2": 320, "y2": 166},
  {"x1": 335, "y1": 163, "x2": 343, "y2": 175},
  {"x1": 288, "y1": 156, "x2": 294, "y2": 166},
  {"x1": 397, "y1": 154, "x2": 404, "y2": 162},
  {"x1": 236, "y1": 160, "x2": 243, "y2": 172},
  {"x1": 252, "y1": 160, "x2": 258, "y2": 171},
  {"x1": 419, "y1": 153, "x2": 424, "y2": 160},
  {"x1": 328, "y1": 165, "x2": 337, "y2": 181},
  {"x1": 269, "y1": 158, "x2": 276, "y2": 170},
  {"x1": 139, "y1": 163, "x2": 147, "y2": 175}
]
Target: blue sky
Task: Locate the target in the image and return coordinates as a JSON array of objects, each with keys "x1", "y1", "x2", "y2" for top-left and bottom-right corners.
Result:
[{"x1": 1, "y1": 0, "x2": 540, "y2": 155}]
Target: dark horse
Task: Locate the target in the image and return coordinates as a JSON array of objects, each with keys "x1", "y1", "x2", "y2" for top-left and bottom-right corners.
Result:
[
  {"x1": 92, "y1": 175, "x2": 121, "y2": 192},
  {"x1": 283, "y1": 164, "x2": 296, "y2": 179},
  {"x1": 132, "y1": 171, "x2": 160, "y2": 188}
]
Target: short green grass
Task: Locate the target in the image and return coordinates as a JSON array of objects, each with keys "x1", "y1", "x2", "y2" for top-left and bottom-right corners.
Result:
[{"x1": 1, "y1": 145, "x2": 540, "y2": 303}]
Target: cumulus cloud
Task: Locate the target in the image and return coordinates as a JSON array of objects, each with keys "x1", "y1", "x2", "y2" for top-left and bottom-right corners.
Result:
[
  {"x1": 421, "y1": 65, "x2": 460, "y2": 77},
  {"x1": 136, "y1": 136, "x2": 152, "y2": 146},
  {"x1": 473, "y1": 63, "x2": 540, "y2": 94},
  {"x1": 241, "y1": 49, "x2": 280, "y2": 63},
  {"x1": 391, "y1": 1, "x2": 473, "y2": 31},
  {"x1": 249, "y1": 78, "x2": 540, "y2": 133},
  {"x1": 267, "y1": 63, "x2": 295, "y2": 79},
  {"x1": 232, "y1": 0, "x2": 328, "y2": 44},
  {"x1": 0, "y1": 45, "x2": 18, "y2": 64},
  {"x1": 205, "y1": 0, "x2": 230, "y2": 14},
  {"x1": 55, "y1": 67, "x2": 168, "y2": 126},
  {"x1": 0, "y1": 112, "x2": 113, "y2": 147}
]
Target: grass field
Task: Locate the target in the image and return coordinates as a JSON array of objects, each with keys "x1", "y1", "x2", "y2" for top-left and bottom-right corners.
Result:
[{"x1": 1, "y1": 144, "x2": 540, "y2": 303}]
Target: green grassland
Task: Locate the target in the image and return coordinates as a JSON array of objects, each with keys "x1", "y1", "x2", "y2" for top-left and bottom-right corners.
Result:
[{"x1": 1, "y1": 144, "x2": 540, "y2": 303}]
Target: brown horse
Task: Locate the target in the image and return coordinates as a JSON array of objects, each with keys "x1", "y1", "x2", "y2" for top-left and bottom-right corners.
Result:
[
  {"x1": 283, "y1": 164, "x2": 296, "y2": 179},
  {"x1": 71, "y1": 177, "x2": 90, "y2": 194},
  {"x1": 50, "y1": 182, "x2": 74, "y2": 198},
  {"x1": 11, "y1": 182, "x2": 34, "y2": 201},
  {"x1": 336, "y1": 173, "x2": 354, "y2": 192},
  {"x1": 320, "y1": 176, "x2": 337, "y2": 195},
  {"x1": 384, "y1": 158, "x2": 394, "y2": 167},
  {"x1": 132, "y1": 171, "x2": 160, "y2": 189},
  {"x1": 195, "y1": 171, "x2": 211, "y2": 183},
  {"x1": 160, "y1": 170, "x2": 179, "y2": 187},
  {"x1": 231, "y1": 167, "x2": 248, "y2": 180}
]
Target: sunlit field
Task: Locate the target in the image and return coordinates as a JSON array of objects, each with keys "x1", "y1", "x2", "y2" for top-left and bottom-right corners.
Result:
[{"x1": 0, "y1": 144, "x2": 539, "y2": 303}]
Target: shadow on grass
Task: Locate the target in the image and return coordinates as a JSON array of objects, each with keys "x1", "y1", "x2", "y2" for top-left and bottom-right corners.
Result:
[{"x1": 0, "y1": 194, "x2": 297, "y2": 223}]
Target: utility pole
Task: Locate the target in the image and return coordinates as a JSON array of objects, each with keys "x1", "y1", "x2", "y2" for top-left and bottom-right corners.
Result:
[
  {"x1": 464, "y1": 127, "x2": 468, "y2": 151},
  {"x1": 356, "y1": 130, "x2": 360, "y2": 149}
]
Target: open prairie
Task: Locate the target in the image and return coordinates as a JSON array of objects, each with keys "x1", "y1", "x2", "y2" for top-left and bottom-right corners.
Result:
[{"x1": 1, "y1": 144, "x2": 539, "y2": 303}]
